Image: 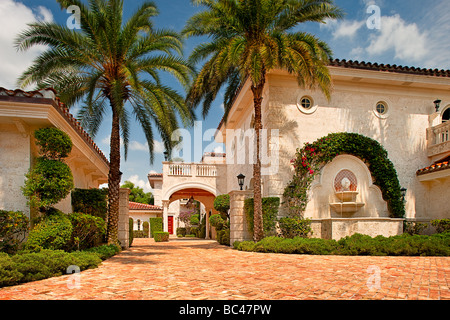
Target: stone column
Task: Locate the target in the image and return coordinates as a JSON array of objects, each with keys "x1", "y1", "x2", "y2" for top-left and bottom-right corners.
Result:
[
  {"x1": 229, "y1": 190, "x2": 254, "y2": 245},
  {"x1": 162, "y1": 200, "x2": 169, "y2": 232},
  {"x1": 118, "y1": 188, "x2": 130, "y2": 249},
  {"x1": 205, "y1": 209, "x2": 210, "y2": 239}
]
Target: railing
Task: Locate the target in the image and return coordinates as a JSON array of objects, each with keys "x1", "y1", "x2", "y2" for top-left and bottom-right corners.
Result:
[
  {"x1": 167, "y1": 163, "x2": 217, "y2": 177},
  {"x1": 428, "y1": 121, "x2": 450, "y2": 157},
  {"x1": 196, "y1": 165, "x2": 217, "y2": 177},
  {"x1": 168, "y1": 164, "x2": 191, "y2": 176}
]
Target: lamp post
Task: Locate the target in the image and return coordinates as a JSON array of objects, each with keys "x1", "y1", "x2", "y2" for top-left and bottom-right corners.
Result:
[
  {"x1": 401, "y1": 188, "x2": 407, "y2": 203},
  {"x1": 237, "y1": 174, "x2": 245, "y2": 191},
  {"x1": 163, "y1": 151, "x2": 169, "y2": 161},
  {"x1": 434, "y1": 100, "x2": 442, "y2": 113}
]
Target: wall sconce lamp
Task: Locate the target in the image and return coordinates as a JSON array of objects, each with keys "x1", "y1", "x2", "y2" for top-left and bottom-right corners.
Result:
[
  {"x1": 434, "y1": 100, "x2": 442, "y2": 113},
  {"x1": 401, "y1": 188, "x2": 407, "y2": 203},
  {"x1": 237, "y1": 174, "x2": 245, "y2": 191}
]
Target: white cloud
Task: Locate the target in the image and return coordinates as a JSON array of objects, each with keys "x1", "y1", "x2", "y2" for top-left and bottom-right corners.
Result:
[
  {"x1": 129, "y1": 140, "x2": 149, "y2": 151},
  {"x1": 153, "y1": 140, "x2": 165, "y2": 154},
  {"x1": 333, "y1": 20, "x2": 365, "y2": 39},
  {"x1": 0, "y1": 0, "x2": 53, "y2": 89},
  {"x1": 127, "y1": 174, "x2": 151, "y2": 193},
  {"x1": 366, "y1": 14, "x2": 429, "y2": 62}
]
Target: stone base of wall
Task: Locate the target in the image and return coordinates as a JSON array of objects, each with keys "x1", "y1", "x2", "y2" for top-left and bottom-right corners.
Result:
[
  {"x1": 229, "y1": 190, "x2": 254, "y2": 245},
  {"x1": 311, "y1": 218, "x2": 404, "y2": 241}
]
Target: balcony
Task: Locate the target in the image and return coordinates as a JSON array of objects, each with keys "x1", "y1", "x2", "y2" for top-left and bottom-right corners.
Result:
[
  {"x1": 427, "y1": 121, "x2": 450, "y2": 160},
  {"x1": 167, "y1": 163, "x2": 218, "y2": 177}
]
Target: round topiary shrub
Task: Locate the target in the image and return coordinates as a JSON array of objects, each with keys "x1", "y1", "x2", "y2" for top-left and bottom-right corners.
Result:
[
  {"x1": 34, "y1": 127, "x2": 73, "y2": 160},
  {"x1": 24, "y1": 209, "x2": 73, "y2": 251}
]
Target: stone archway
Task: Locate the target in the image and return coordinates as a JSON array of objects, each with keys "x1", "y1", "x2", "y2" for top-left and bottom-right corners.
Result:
[{"x1": 162, "y1": 184, "x2": 219, "y2": 239}]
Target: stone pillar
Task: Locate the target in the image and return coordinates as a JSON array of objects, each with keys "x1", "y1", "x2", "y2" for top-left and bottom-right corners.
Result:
[
  {"x1": 162, "y1": 200, "x2": 169, "y2": 232},
  {"x1": 229, "y1": 190, "x2": 254, "y2": 245},
  {"x1": 205, "y1": 209, "x2": 210, "y2": 240},
  {"x1": 118, "y1": 188, "x2": 130, "y2": 249}
]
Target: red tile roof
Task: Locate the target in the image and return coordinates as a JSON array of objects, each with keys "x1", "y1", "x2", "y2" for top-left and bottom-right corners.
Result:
[
  {"x1": 0, "y1": 87, "x2": 109, "y2": 166},
  {"x1": 129, "y1": 201, "x2": 162, "y2": 211},
  {"x1": 417, "y1": 161, "x2": 450, "y2": 176}
]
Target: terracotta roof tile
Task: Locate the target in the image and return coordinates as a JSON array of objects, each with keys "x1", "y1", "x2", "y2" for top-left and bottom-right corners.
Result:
[
  {"x1": 129, "y1": 201, "x2": 162, "y2": 211},
  {"x1": 0, "y1": 87, "x2": 109, "y2": 166},
  {"x1": 417, "y1": 161, "x2": 450, "y2": 176}
]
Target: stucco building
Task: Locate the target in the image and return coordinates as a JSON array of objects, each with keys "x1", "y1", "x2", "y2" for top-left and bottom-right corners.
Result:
[{"x1": 150, "y1": 60, "x2": 450, "y2": 242}]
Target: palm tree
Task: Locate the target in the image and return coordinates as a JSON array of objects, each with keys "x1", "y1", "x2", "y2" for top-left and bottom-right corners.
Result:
[
  {"x1": 16, "y1": 0, "x2": 195, "y2": 245},
  {"x1": 183, "y1": 0, "x2": 343, "y2": 241}
]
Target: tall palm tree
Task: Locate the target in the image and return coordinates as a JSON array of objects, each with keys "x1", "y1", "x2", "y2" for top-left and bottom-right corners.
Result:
[
  {"x1": 16, "y1": 0, "x2": 195, "y2": 245},
  {"x1": 183, "y1": 0, "x2": 343, "y2": 241}
]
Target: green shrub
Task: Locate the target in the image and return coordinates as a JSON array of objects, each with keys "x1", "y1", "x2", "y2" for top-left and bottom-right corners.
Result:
[
  {"x1": 209, "y1": 214, "x2": 225, "y2": 231},
  {"x1": 214, "y1": 194, "x2": 230, "y2": 219},
  {"x1": 404, "y1": 221, "x2": 428, "y2": 236},
  {"x1": 431, "y1": 219, "x2": 450, "y2": 233},
  {"x1": 0, "y1": 249, "x2": 102, "y2": 288},
  {"x1": 133, "y1": 230, "x2": 147, "y2": 238},
  {"x1": 129, "y1": 218, "x2": 134, "y2": 247},
  {"x1": 68, "y1": 213, "x2": 106, "y2": 250},
  {"x1": 85, "y1": 244, "x2": 121, "y2": 260},
  {"x1": 190, "y1": 214, "x2": 200, "y2": 226},
  {"x1": 244, "y1": 197, "x2": 280, "y2": 236},
  {"x1": 34, "y1": 127, "x2": 73, "y2": 160},
  {"x1": 71, "y1": 188, "x2": 108, "y2": 219},
  {"x1": 176, "y1": 227, "x2": 187, "y2": 237},
  {"x1": 235, "y1": 233, "x2": 450, "y2": 257},
  {"x1": 143, "y1": 221, "x2": 149, "y2": 237},
  {"x1": 0, "y1": 210, "x2": 29, "y2": 254},
  {"x1": 154, "y1": 232, "x2": 169, "y2": 242},
  {"x1": 24, "y1": 210, "x2": 72, "y2": 251},
  {"x1": 217, "y1": 229, "x2": 230, "y2": 246},
  {"x1": 278, "y1": 217, "x2": 313, "y2": 239},
  {"x1": 22, "y1": 158, "x2": 74, "y2": 210},
  {"x1": 149, "y1": 217, "x2": 163, "y2": 238},
  {"x1": 190, "y1": 226, "x2": 199, "y2": 237}
]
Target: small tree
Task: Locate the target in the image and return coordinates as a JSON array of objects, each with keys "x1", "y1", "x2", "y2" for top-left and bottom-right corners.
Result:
[
  {"x1": 121, "y1": 181, "x2": 154, "y2": 205},
  {"x1": 213, "y1": 194, "x2": 230, "y2": 220},
  {"x1": 22, "y1": 128, "x2": 74, "y2": 214}
]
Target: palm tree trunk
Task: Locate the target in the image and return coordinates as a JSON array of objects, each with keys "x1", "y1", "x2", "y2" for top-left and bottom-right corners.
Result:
[
  {"x1": 251, "y1": 72, "x2": 266, "y2": 242},
  {"x1": 107, "y1": 104, "x2": 121, "y2": 245}
]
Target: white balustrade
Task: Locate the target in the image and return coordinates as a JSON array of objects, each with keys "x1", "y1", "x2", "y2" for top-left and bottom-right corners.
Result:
[{"x1": 167, "y1": 163, "x2": 217, "y2": 177}]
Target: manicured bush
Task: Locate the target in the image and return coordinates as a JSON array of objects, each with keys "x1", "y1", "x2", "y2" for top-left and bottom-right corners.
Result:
[
  {"x1": 133, "y1": 230, "x2": 147, "y2": 238},
  {"x1": 190, "y1": 226, "x2": 199, "y2": 237},
  {"x1": 217, "y1": 229, "x2": 230, "y2": 246},
  {"x1": 23, "y1": 128, "x2": 74, "y2": 211},
  {"x1": 235, "y1": 233, "x2": 450, "y2": 257},
  {"x1": 244, "y1": 197, "x2": 280, "y2": 236},
  {"x1": 143, "y1": 221, "x2": 149, "y2": 237},
  {"x1": 431, "y1": 219, "x2": 450, "y2": 233},
  {"x1": 154, "y1": 232, "x2": 169, "y2": 242},
  {"x1": 85, "y1": 244, "x2": 121, "y2": 260},
  {"x1": 209, "y1": 214, "x2": 225, "y2": 231},
  {"x1": 214, "y1": 194, "x2": 230, "y2": 219},
  {"x1": 71, "y1": 188, "x2": 108, "y2": 219},
  {"x1": 403, "y1": 221, "x2": 428, "y2": 236},
  {"x1": 149, "y1": 217, "x2": 163, "y2": 238},
  {"x1": 190, "y1": 214, "x2": 200, "y2": 226},
  {"x1": 34, "y1": 127, "x2": 73, "y2": 160},
  {"x1": 176, "y1": 227, "x2": 187, "y2": 237},
  {"x1": 23, "y1": 158, "x2": 74, "y2": 210},
  {"x1": 68, "y1": 213, "x2": 106, "y2": 250},
  {"x1": 24, "y1": 209, "x2": 73, "y2": 251},
  {"x1": 0, "y1": 249, "x2": 102, "y2": 288},
  {"x1": 278, "y1": 217, "x2": 312, "y2": 239},
  {"x1": 129, "y1": 218, "x2": 134, "y2": 247},
  {"x1": 0, "y1": 210, "x2": 29, "y2": 254}
]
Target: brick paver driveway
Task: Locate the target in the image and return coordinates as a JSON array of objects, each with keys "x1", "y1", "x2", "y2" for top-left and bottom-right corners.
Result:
[{"x1": 0, "y1": 238, "x2": 448, "y2": 300}]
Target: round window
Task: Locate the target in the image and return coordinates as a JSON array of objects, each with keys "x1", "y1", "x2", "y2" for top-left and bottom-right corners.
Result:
[
  {"x1": 373, "y1": 101, "x2": 389, "y2": 119},
  {"x1": 297, "y1": 95, "x2": 318, "y2": 114}
]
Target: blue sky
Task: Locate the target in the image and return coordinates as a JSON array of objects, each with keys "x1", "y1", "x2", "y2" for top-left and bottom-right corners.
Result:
[{"x1": 1, "y1": 0, "x2": 449, "y2": 192}]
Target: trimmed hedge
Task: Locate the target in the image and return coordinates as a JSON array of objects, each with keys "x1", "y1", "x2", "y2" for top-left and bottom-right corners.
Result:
[
  {"x1": 149, "y1": 217, "x2": 163, "y2": 238},
  {"x1": 0, "y1": 210, "x2": 29, "y2": 254},
  {"x1": 235, "y1": 233, "x2": 450, "y2": 256},
  {"x1": 71, "y1": 188, "x2": 108, "y2": 219},
  {"x1": 154, "y1": 232, "x2": 169, "y2": 242},
  {"x1": 244, "y1": 197, "x2": 280, "y2": 236}
]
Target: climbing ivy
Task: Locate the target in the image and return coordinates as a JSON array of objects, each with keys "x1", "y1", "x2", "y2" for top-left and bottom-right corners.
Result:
[{"x1": 284, "y1": 133, "x2": 405, "y2": 218}]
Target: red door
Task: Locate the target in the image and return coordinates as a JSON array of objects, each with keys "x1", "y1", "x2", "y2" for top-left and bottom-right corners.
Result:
[{"x1": 168, "y1": 216, "x2": 174, "y2": 234}]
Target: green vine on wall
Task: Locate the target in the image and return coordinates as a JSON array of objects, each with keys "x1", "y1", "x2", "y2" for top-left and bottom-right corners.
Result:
[{"x1": 283, "y1": 133, "x2": 406, "y2": 218}]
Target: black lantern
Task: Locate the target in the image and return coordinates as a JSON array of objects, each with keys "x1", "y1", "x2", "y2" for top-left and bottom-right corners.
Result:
[
  {"x1": 434, "y1": 100, "x2": 442, "y2": 112},
  {"x1": 237, "y1": 174, "x2": 245, "y2": 191},
  {"x1": 163, "y1": 151, "x2": 169, "y2": 161},
  {"x1": 401, "y1": 188, "x2": 407, "y2": 202}
]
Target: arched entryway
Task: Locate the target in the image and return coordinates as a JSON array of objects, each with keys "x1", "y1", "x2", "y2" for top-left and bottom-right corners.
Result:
[{"x1": 162, "y1": 183, "x2": 219, "y2": 239}]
